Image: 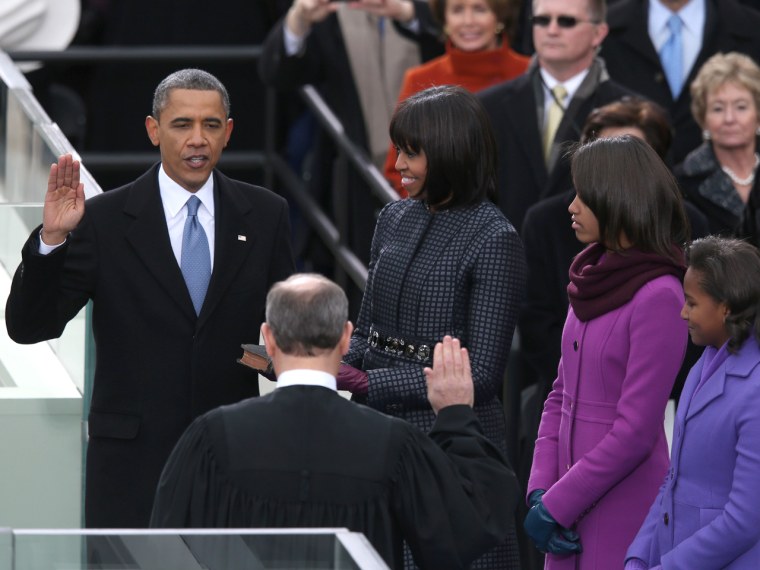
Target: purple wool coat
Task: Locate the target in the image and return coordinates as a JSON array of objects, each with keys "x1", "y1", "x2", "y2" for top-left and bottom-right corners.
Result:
[
  {"x1": 528, "y1": 274, "x2": 687, "y2": 569},
  {"x1": 627, "y1": 338, "x2": 760, "y2": 569}
]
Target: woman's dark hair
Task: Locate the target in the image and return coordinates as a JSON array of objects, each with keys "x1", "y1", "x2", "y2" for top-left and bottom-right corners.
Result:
[
  {"x1": 389, "y1": 85, "x2": 497, "y2": 209},
  {"x1": 581, "y1": 97, "x2": 672, "y2": 161},
  {"x1": 686, "y1": 236, "x2": 760, "y2": 352},
  {"x1": 571, "y1": 135, "x2": 688, "y2": 261}
]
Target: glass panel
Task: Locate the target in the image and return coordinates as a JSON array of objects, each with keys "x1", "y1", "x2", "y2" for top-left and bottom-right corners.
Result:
[
  {"x1": 8, "y1": 529, "x2": 388, "y2": 570},
  {"x1": 0, "y1": 52, "x2": 101, "y2": 528}
]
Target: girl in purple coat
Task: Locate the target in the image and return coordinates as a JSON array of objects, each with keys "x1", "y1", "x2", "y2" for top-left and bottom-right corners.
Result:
[
  {"x1": 626, "y1": 237, "x2": 760, "y2": 569},
  {"x1": 524, "y1": 136, "x2": 690, "y2": 569}
]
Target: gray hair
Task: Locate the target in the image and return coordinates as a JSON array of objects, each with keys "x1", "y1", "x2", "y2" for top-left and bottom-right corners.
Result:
[
  {"x1": 265, "y1": 274, "x2": 348, "y2": 356},
  {"x1": 151, "y1": 68, "x2": 231, "y2": 119}
]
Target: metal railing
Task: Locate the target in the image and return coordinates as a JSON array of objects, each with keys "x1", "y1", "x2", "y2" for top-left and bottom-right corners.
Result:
[{"x1": 7, "y1": 45, "x2": 398, "y2": 290}]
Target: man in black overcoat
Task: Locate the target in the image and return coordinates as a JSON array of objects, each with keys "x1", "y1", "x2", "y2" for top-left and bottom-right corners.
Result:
[
  {"x1": 5, "y1": 69, "x2": 294, "y2": 528},
  {"x1": 479, "y1": 0, "x2": 633, "y2": 233}
]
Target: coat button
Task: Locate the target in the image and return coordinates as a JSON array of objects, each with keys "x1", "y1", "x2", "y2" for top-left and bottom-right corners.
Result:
[
  {"x1": 655, "y1": 72, "x2": 664, "y2": 83},
  {"x1": 573, "y1": 340, "x2": 579, "y2": 351},
  {"x1": 664, "y1": 513, "x2": 669, "y2": 525}
]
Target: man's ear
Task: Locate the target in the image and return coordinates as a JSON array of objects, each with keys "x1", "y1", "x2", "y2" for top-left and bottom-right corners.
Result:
[
  {"x1": 145, "y1": 115, "x2": 160, "y2": 147},
  {"x1": 261, "y1": 323, "x2": 277, "y2": 358},
  {"x1": 339, "y1": 321, "x2": 353, "y2": 356}
]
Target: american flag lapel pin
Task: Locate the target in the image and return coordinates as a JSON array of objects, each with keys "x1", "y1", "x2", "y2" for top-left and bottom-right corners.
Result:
[{"x1": 238, "y1": 235, "x2": 247, "y2": 242}]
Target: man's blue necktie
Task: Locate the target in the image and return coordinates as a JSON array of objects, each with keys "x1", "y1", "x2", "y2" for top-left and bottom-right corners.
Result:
[
  {"x1": 181, "y1": 196, "x2": 211, "y2": 315},
  {"x1": 660, "y1": 14, "x2": 684, "y2": 98}
]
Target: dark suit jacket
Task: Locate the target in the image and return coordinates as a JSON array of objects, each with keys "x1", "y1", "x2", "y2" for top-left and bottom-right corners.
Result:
[
  {"x1": 478, "y1": 60, "x2": 633, "y2": 232},
  {"x1": 151, "y1": 385, "x2": 518, "y2": 569},
  {"x1": 5, "y1": 164, "x2": 294, "y2": 528},
  {"x1": 600, "y1": 0, "x2": 760, "y2": 165}
]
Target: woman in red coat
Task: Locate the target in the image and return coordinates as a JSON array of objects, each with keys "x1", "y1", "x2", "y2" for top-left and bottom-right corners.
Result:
[{"x1": 383, "y1": 0, "x2": 529, "y2": 194}]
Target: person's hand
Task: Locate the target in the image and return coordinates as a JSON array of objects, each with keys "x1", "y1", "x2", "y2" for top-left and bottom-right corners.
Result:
[
  {"x1": 337, "y1": 363, "x2": 369, "y2": 394},
  {"x1": 524, "y1": 496, "x2": 558, "y2": 552},
  {"x1": 286, "y1": 0, "x2": 338, "y2": 37},
  {"x1": 424, "y1": 336, "x2": 474, "y2": 413},
  {"x1": 528, "y1": 489, "x2": 546, "y2": 508},
  {"x1": 524, "y1": 496, "x2": 582, "y2": 556},
  {"x1": 545, "y1": 526, "x2": 582, "y2": 555},
  {"x1": 42, "y1": 154, "x2": 85, "y2": 245},
  {"x1": 348, "y1": 0, "x2": 415, "y2": 23}
]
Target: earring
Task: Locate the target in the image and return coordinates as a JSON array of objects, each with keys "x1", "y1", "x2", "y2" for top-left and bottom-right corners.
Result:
[
  {"x1": 495, "y1": 23, "x2": 505, "y2": 35},
  {"x1": 443, "y1": 25, "x2": 450, "y2": 37},
  {"x1": 702, "y1": 129, "x2": 712, "y2": 141}
]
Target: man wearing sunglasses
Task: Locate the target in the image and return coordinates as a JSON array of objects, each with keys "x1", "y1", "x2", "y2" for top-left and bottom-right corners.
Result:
[
  {"x1": 478, "y1": 0, "x2": 633, "y2": 235},
  {"x1": 600, "y1": 0, "x2": 760, "y2": 166}
]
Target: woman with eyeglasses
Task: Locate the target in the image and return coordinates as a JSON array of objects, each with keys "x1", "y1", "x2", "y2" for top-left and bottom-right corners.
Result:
[
  {"x1": 382, "y1": 0, "x2": 529, "y2": 194},
  {"x1": 341, "y1": 85, "x2": 525, "y2": 569},
  {"x1": 524, "y1": 136, "x2": 690, "y2": 569}
]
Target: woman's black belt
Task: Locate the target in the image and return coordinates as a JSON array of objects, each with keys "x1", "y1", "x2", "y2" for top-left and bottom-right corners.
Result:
[{"x1": 368, "y1": 325, "x2": 433, "y2": 363}]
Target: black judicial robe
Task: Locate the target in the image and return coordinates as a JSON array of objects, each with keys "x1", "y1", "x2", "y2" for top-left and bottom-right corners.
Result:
[{"x1": 150, "y1": 385, "x2": 517, "y2": 570}]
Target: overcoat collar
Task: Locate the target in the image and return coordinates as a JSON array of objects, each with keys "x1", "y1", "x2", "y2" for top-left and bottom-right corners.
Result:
[{"x1": 684, "y1": 338, "x2": 760, "y2": 421}]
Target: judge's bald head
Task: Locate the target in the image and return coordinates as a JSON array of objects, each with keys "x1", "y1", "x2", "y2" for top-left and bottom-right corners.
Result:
[{"x1": 265, "y1": 274, "x2": 348, "y2": 356}]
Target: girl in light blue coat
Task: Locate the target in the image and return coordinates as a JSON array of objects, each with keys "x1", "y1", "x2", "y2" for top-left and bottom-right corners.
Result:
[{"x1": 626, "y1": 236, "x2": 760, "y2": 570}]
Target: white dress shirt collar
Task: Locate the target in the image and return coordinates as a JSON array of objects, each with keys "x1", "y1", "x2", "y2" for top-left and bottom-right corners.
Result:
[
  {"x1": 539, "y1": 67, "x2": 589, "y2": 122},
  {"x1": 158, "y1": 164, "x2": 215, "y2": 218},
  {"x1": 276, "y1": 369, "x2": 337, "y2": 391}
]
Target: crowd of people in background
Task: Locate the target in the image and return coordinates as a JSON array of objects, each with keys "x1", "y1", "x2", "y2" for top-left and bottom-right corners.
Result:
[{"x1": 8, "y1": 0, "x2": 760, "y2": 568}]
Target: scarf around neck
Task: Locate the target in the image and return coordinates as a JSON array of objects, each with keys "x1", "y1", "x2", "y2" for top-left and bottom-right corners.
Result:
[{"x1": 567, "y1": 242, "x2": 685, "y2": 322}]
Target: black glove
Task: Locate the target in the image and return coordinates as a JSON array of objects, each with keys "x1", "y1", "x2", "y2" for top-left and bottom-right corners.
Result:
[
  {"x1": 528, "y1": 489, "x2": 546, "y2": 508},
  {"x1": 546, "y1": 526, "x2": 582, "y2": 555},
  {"x1": 524, "y1": 496, "x2": 582, "y2": 555}
]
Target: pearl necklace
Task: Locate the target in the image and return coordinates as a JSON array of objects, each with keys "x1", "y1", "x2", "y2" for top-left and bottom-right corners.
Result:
[{"x1": 722, "y1": 153, "x2": 760, "y2": 186}]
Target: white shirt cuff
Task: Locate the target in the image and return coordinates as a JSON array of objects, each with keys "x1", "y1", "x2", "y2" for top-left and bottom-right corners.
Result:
[{"x1": 38, "y1": 230, "x2": 66, "y2": 255}]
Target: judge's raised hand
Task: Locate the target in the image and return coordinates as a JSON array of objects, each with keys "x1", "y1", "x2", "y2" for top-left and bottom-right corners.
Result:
[
  {"x1": 286, "y1": 0, "x2": 339, "y2": 37},
  {"x1": 42, "y1": 154, "x2": 85, "y2": 246},
  {"x1": 424, "y1": 336, "x2": 474, "y2": 414}
]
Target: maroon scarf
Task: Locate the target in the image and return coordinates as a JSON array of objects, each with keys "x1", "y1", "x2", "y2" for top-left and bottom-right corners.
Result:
[{"x1": 567, "y1": 243, "x2": 685, "y2": 322}]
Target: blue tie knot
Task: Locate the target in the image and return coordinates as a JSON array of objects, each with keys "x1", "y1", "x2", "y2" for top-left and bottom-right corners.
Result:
[
  {"x1": 186, "y1": 195, "x2": 201, "y2": 217},
  {"x1": 668, "y1": 13, "x2": 682, "y2": 35}
]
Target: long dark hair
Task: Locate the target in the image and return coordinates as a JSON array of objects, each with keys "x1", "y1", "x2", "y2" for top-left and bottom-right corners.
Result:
[{"x1": 571, "y1": 135, "x2": 688, "y2": 262}]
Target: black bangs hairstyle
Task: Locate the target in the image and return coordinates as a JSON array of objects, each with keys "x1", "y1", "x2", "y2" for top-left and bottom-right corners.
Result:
[
  {"x1": 388, "y1": 85, "x2": 497, "y2": 209},
  {"x1": 686, "y1": 236, "x2": 760, "y2": 353},
  {"x1": 571, "y1": 135, "x2": 689, "y2": 262}
]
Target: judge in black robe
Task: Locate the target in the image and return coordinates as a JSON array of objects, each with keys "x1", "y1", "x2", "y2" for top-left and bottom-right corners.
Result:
[{"x1": 150, "y1": 274, "x2": 517, "y2": 570}]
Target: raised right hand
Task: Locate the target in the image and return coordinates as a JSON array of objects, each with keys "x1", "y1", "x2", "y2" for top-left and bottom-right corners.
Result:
[
  {"x1": 286, "y1": 0, "x2": 338, "y2": 37},
  {"x1": 424, "y1": 336, "x2": 475, "y2": 413},
  {"x1": 42, "y1": 154, "x2": 85, "y2": 246}
]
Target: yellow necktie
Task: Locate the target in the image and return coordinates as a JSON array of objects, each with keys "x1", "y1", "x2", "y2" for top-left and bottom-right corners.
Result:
[{"x1": 543, "y1": 84, "x2": 568, "y2": 163}]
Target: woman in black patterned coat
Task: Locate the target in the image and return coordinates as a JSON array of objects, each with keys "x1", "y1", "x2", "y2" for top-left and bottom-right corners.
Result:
[{"x1": 340, "y1": 85, "x2": 526, "y2": 569}]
